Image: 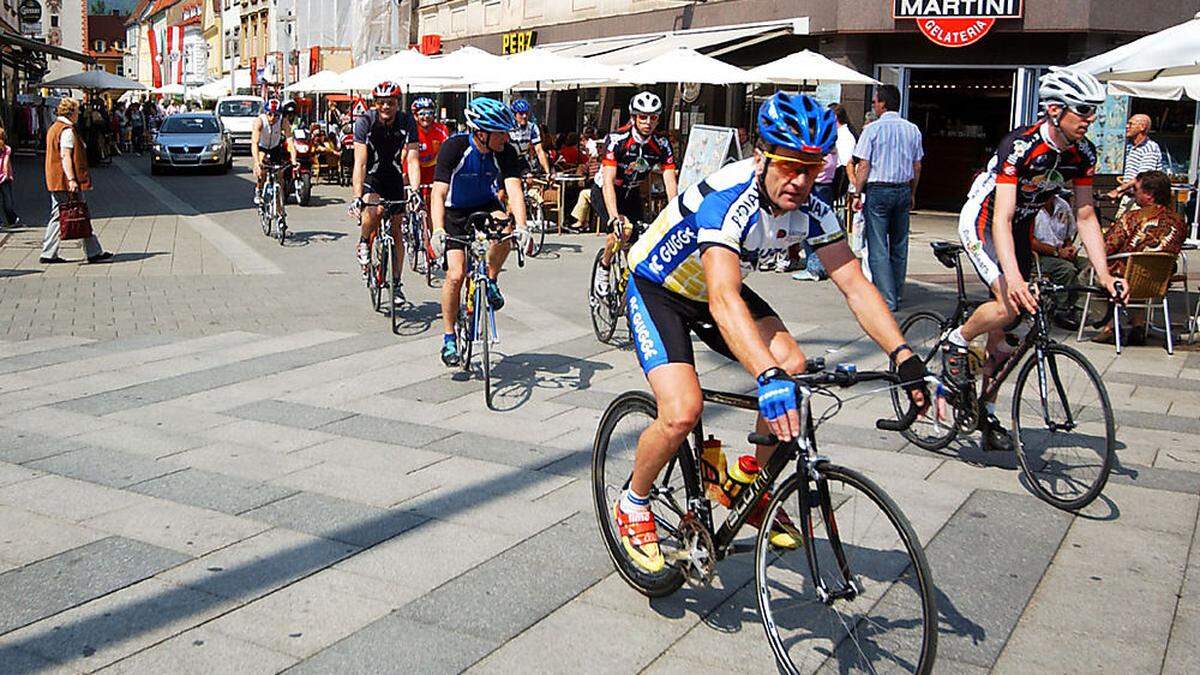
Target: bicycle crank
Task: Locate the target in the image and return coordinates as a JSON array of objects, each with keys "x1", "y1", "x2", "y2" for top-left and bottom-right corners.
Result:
[{"x1": 664, "y1": 515, "x2": 716, "y2": 588}]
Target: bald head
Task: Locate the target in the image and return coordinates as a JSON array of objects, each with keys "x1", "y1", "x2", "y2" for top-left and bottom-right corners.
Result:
[{"x1": 1127, "y1": 114, "x2": 1151, "y2": 140}]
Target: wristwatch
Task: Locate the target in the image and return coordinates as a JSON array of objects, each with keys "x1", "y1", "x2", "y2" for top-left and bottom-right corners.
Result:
[{"x1": 756, "y1": 367, "x2": 789, "y2": 386}]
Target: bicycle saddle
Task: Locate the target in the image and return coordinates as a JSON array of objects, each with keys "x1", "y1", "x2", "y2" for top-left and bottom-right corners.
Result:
[{"x1": 930, "y1": 240, "x2": 963, "y2": 269}]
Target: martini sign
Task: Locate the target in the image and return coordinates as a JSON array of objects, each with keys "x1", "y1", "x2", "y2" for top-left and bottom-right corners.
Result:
[{"x1": 894, "y1": 0, "x2": 1023, "y2": 48}]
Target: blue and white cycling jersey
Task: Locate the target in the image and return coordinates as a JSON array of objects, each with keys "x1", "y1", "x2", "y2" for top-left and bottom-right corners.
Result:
[
  {"x1": 433, "y1": 133, "x2": 523, "y2": 210},
  {"x1": 508, "y1": 120, "x2": 541, "y2": 157},
  {"x1": 627, "y1": 158, "x2": 844, "y2": 302}
]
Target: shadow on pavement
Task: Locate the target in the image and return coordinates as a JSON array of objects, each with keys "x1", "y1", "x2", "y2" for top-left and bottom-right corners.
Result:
[{"x1": 486, "y1": 351, "x2": 612, "y2": 412}]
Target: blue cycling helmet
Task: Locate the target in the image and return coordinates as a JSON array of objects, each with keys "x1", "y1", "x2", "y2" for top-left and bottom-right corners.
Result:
[
  {"x1": 465, "y1": 96, "x2": 515, "y2": 132},
  {"x1": 510, "y1": 98, "x2": 531, "y2": 114},
  {"x1": 757, "y1": 92, "x2": 837, "y2": 156},
  {"x1": 411, "y1": 96, "x2": 435, "y2": 114}
]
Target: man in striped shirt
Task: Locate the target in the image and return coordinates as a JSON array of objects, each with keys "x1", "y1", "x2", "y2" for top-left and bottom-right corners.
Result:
[
  {"x1": 1106, "y1": 114, "x2": 1163, "y2": 215},
  {"x1": 852, "y1": 84, "x2": 924, "y2": 311}
]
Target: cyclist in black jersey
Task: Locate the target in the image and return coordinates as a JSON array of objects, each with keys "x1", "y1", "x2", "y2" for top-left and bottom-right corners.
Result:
[
  {"x1": 350, "y1": 82, "x2": 422, "y2": 305},
  {"x1": 592, "y1": 91, "x2": 678, "y2": 298},
  {"x1": 948, "y1": 67, "x2": 1126, "y2": 450}
]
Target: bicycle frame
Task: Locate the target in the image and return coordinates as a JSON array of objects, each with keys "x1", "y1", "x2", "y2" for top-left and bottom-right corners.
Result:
[{"x1": 463, "y1": 233, "x2": 499, "y2": 346}]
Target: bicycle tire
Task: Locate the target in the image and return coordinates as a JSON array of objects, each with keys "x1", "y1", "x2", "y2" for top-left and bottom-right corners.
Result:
[
  {"x1": 276, "y1": 189, "x2": 287, "y2": 245},
  {"x1": 367, "y1": 236, "x2": 383, "y2": 312},
  {"x1": 1011, "y1": 343, "x2": 1115, "y2": 511},
  {"x1": 891, "y1": 311, "x2": 958, "y2": 451},
  {"x1": 591, "y1": 391, "x2": 687, "y2": 598},
  {"x1": 527, "y1": 197, "x2": 546, "y2": 257},
  {"x1": 387, "y1": 239, "x2": 402, "y2": 335},
  {"x1": 259, "y1": 199, "x2": 272, "y2": 237},
  {"x1": 757, "y1": 465, "x2": 937, "y2": 675},
  {"x1": 457, "y1": 279, "x2": 476, "y2": 374},
  {"x1": 482, "y1": 282, "x2": 494, "y2": 409},
  {"x1": 590, "y1": 247, "x2": 618, "y2": 344}
]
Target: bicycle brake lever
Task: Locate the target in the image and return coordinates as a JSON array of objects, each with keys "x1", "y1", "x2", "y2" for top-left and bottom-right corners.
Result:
[{"x1": 748, "y1": 432, "x2": 778, "y2": 446}]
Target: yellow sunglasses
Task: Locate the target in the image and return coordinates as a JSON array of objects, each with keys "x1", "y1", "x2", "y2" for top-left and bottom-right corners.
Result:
[{"x1": 762, "y1": 151, "x2": 824, "y2": 178}]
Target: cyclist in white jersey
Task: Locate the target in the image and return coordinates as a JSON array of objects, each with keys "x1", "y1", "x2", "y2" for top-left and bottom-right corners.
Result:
[
  {"x1": 508, "y1": 99, "x2": 550, "y2": 175},
  {"x1": 251, "y1": 99, "x2": 297, "y2": 205},
  {"x1": 613, "y1": 92, "x2": 929, "y2": 574}
]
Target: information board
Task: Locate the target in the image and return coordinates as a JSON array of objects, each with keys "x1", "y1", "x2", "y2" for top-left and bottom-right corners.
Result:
[
  {"x1": 678, "y1": 124, "x2": 739, "y2": 192},
  {"x1": 1087, "y1": 94, "x2": 1129, "y2": 176}
]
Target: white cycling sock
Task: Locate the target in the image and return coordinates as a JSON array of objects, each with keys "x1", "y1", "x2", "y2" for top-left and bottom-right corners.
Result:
[
  {"x1": 948, "y1": 327, "x2": 969, "y2": 348},
  {"x1": 620, "y1": 488, "x2": 650, "y2": 514}
]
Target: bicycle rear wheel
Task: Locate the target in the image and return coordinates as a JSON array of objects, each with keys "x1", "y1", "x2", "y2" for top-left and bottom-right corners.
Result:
[
  {"x1": 757, "y1": 465, "x2": 937, "y2": 674},
  {"x1": 259, "y1": 202, "x2": 272, "y2": 237},
  {"x1": 592, "y1": 391, "x2": 689, "y2": 597},
  {"x1": 1011, "y1": 343, "x2": 1114, "y2": 511},
  {"x1": 456, "y1": 278, "x2": 476, "y2": 374},
  {"x1": 890, "y1": 311, "x2": 958, "y2": 451},
  {"x1": 526, "y1": 196, "x2": 546, "y2": 257},
  {"x1": 590, "y1": 248, "x2": 618, "y2": 344},
  {"x1": 276, "y1": 189, "x2": 287, "y2": 245},
  {"x1": 368, "y1": 235, "x2": 384, "y2": 312},
  {"x1": 481, "y1": 283, "x2": 494, "y2": 409}
]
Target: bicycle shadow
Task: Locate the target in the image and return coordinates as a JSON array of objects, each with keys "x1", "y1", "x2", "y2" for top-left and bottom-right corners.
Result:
[
  {"x1": 282, "y1": 230, "x2": 348, "y2": 247},
  {"x1": 388, "y1": 301, "x2": 440, "y2": 337},
  {"x1": 484, "y1": 351, "x2": 613, "y2": 411},
  {"x1": 528, "y1": 241, "x2": 583, "y2": 260}
]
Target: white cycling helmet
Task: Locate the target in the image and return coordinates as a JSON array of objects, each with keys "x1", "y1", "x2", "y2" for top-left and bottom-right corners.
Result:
[
  {"x1": 629, "y1": 91, "x2": 663, "y2": 115},
  {"x1": 1038, "y1": 67, "x2": 1106, "y2": 107}
]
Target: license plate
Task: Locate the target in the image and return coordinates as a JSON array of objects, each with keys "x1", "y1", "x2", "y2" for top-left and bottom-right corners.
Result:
[{"x1": 175, "y1": 154, "x2": 197, "y2": 162}]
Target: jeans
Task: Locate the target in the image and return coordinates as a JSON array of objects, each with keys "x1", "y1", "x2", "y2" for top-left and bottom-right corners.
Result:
[
  {"x1": 0, "y1": 180, "x2": 17, "y2": 225},
  {"x1": 42, "y1": 191, "x2": 103, "y2": 259},
  {"x1": 863, "y1": 184, "x2": 912, "y2": 311},
  {"x1": 803, "y1": 183, "x2": 837, "y2": 278}
]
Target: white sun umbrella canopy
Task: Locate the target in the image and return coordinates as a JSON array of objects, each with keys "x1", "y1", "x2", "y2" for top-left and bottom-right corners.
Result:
[
  {"x1": 283, "y1": 69, "x2": 346, "y2": 94},
  {"x1": 41, "y1": 69, "x2": 147, "y2": 91},
  {"x1": 153, "y1": 83, "x2": 186, "y2": 96},
  {"x1": 1107, "y1": 74, "x2": 1200, "y2": 101},
  {"x1": 746, "y1": 50, "x2": 879, "y2": 86},
  {"x1": 620, "y1": 46, "x2": 760, "y2": 85},
  {"x1": 492, "y1": 48, "x2": 626, "y2": 90},
  {"x1": 1072, "y1": 12, "x2": 1200, "y2": 81}
]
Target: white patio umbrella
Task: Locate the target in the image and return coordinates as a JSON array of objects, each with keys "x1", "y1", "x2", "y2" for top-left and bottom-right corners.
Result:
[
  {"x1": 620, "y1": 46, "x2": 760, "y2": 85},
  {"x1": 40, "y1": 70, "x2": 147, "y2": 91},
  {"x1": 283, "y1": 69, "x2": 346, "y2": 94},
  {"x1": 339, "y1": 57, "x2": 391, "y2": 91},
  {"x1": 195, "y1": 79, "x2": 231, "y2": 100},
  {"x1": 746, "y1": 49, "x2": 878, "y2": 86},
  {"x1": 1072, "y1": 12, "x2": 1200, "y2": 81},
  {"x1": 153, "y1": 83, "x2": 186, "y2": 96},
  {"x1": 1107, "y1": 74, "x2": 1200, "y2": 100}
]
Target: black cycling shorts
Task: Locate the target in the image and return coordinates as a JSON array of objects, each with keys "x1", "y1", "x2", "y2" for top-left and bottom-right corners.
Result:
[
  {"x1": 626, "y1": 274, "x2": 779, "y2": 375},
  {"x1": 959, "y1": 195, "x2": 1035, "y2": 290},
  {"x1": 591, "y1": 184, "x2": 644, "y2": 229},
  {"x1": 257, "y1": 145, "x2": 288, "y2": 165},
  {"x1": 444, "y1": 201, "x2": 504, "y2": 252},
  {"x1": 363, "y1": 178, "x2": 407, "y2": 218}
]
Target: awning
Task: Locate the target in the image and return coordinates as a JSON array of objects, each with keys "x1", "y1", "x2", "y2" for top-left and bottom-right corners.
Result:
[
  {"x1": 1, "y1": 30, "x2": 96, "y2": 65},
  {"x1": 541, "y1": 18, "x2": 806, "y2": 65}
]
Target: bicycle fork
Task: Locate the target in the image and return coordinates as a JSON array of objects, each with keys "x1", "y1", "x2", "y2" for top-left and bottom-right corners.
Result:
[{"x1": 1034, "y1": 348, "x2": 1076, "y2": 432}]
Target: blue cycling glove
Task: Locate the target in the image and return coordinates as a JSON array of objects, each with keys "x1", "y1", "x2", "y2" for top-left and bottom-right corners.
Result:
[{"x1": 756, "y1": 367, "x2": 796, "y2": 421}]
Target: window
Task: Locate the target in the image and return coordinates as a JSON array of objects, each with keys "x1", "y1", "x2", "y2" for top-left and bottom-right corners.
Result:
[{"x1": 50, "y1": 15, "x2": 59, "y2": 27}]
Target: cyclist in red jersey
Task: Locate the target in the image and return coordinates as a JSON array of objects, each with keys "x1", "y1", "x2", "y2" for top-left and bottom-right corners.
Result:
[{"x1": 410, "y1": 97, "x2": 449, "y2": 187}]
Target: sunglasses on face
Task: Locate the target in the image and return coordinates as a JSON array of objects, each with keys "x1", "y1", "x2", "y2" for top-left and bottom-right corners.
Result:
[
  {"x1": 762, "y1": 151, "x2": 823, "y2": 179},
  {"x1": 634, "y1": 114, "x2": 659, "y2": 123},
  {"x1": 417, "y1": 111, "x2": 434, "y2": 118},
  {"x1": 1065, "y1": 104, "x2": 1097, "y2": 118}
]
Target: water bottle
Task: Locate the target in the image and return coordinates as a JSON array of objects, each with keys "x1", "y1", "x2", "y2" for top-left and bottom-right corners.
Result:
[
  {"x1": 721, "y1": 455, "x2": 760, "y2": 505},
  {"x1": 700, "y1": 436, "x2": 728, "y2": 504}
]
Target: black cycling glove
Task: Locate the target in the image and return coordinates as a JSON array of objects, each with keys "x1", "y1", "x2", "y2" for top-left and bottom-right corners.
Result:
[{"x1": 897, "y1": 354, "x2": 931, "y2": 408}]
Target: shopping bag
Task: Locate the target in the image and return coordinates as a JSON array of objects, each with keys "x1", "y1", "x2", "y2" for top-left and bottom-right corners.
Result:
[{"x1": 59, "y1": 198, "x2": 93, "y2": 240}]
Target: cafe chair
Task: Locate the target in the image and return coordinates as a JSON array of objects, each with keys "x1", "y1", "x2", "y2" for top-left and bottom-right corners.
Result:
[{"x1": 1078, "y1": 252, "x2": 1179, "y2": 355}]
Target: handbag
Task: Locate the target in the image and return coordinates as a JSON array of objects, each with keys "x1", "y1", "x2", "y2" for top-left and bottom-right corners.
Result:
[{"x1": 59, "y1": 196, "x2": 93, "y2": 240}]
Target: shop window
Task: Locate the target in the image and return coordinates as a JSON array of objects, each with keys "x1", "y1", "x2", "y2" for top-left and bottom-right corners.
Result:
[
  {"x1": 483, "y1": 0, "x2": 500, "y2": 26},
  {"x1": 50, "y1": 15, "x2": 58, "y2": 27},
  {"x1": 524, "y1": 0, "x2": 544, "y2": 19},
  {"x1": 450, "y1": 2, "x2": 467, "y2": 35},
  {"x1": 572, "y1": 0, "x2": 597, "y2": 9}
]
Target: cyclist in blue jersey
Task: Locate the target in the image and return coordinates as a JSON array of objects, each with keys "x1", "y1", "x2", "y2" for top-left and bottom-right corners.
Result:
[
  {"x1": 614, "y1": 93, "x2": 929, "y2": 574},
  {"x1": 430, "y1": 97, "x2": 529, "y2": 367},
  {"x1": 508, "y1": 99, "x2": 551, "y2": 176}
]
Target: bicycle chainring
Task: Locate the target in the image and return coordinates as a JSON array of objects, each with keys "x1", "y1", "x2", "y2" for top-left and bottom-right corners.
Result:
[
  {"x1": 674, "y1": 515, "x2": 716, "y2": 588},
  {"x1": 956, "y1": 386, "x2": 980, "y2": 433}
]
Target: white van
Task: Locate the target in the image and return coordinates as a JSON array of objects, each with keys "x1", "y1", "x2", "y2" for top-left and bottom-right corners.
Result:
[{"x1": 215, "y1": 95, "x2": 264, "y2": 153}]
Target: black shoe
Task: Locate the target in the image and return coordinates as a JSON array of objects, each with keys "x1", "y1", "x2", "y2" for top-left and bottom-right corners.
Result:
[
  {"x1": 941, "y1": 342, "x2": 973, "y2": 392},
  {"x1": 87, "y1": 251, "x2": 114, "y2": 264},
  {"x1": 981, "y1": 414, "x2": 1014, "y2": 452},
  {"x1": 1053, "y1": 309, "x2": 1082, "y2": 331},
  {"x1": 39, "y1": 255, "x2": 67, "y2": 264}
]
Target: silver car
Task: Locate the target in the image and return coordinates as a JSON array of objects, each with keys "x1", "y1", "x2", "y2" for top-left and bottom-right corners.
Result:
[{"x1": 151, "y1": 113, "x2": 233, "y2": 175}]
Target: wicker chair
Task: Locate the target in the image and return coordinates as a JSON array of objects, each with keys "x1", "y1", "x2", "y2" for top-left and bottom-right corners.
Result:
[{"x1": 1077, "y1": 251, "x2": 1179, "y2": 355}]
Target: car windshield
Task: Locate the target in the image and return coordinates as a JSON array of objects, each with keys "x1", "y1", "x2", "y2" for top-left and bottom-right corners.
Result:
[
  {"x1": 217, "y1": 100, "x2": 261, "y2": 117},
  {"x1": 160, "y1": 117, "x2": 219, "y2": 134}
]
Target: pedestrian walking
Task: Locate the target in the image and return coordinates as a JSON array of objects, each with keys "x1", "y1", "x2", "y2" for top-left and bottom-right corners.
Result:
[
  {"x1": 0, "y1": 127, "x2": 20, "y2": 227},
  {"x1": 1106, "y1": 113, "x2": 1164, "y2": 216},
  {"x1": 40, "y1": 98, "x2": 111, "y2": 265},
  {"x1": 852, "y1": 84, "x2": 923, "y2": 311}
]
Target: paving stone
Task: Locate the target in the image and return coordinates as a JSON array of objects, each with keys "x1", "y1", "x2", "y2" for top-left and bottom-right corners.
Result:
[
  {"x1": 420, "y1": 431, "x2": 574, "y2": 471},
  {"x1": 290, "y1": 437, "x2": 446, "y2": 475},
  {"x1": 82, "y1": 498, "x2": 271, "y2": 556},
  {"x1": 26, "y1": 446, "x2": 179, "y2": 488},
  {"x1": 127, "y1": 468, "x2": 298, "y2": 515},
  {"x1": 1115, "y1": 409, "x2": 1200, "y2": 434},
  {"x1": 0, "y1": 505, "x2": 106, "y2": 566},
  {"x1": 98, "y1": 626, "x2": 298, "y2": 675},
  {"x1": 0, "y1": 474, "x2": 159, "y2": 522},
  {"x1": 0, "y1": 578, "x2": 231, "y2": 672},
  {"x1": 157, "y1": 528, "x2": 358, "y2": 602},
  {"x1": 316, "y1": 413, "x2": 457, "y2": 448},
  {"x1": 242, "y1": 492, "x2": 427, "y2": 547},
  {"x1": 206, "y1": 572, "x2": 394, "y2": 659},
  {"x1": 271, "y1": 460, "x2": 439, "y2": 509},
  {"x1": 199, "y1": 419, "x2": 338, "y2": 454},
  {"x1": 0, "y1": 537, "x2": 190, "y2": 634},
  {"x1": 0, "y1": 461, "x2": 42, "y2": 488},
  {"x1": 225, "y1": 400, "x2": 357, "y2": 431},
  {"x1": 103, "y1": 403, "x2": 234, "y2": 433},
  {"x1": 0, "y1": 428, "x2": 81, "y2": 464},
  {"x1": 284, "y1": 614, "x2": 496, "y2": 675},
  {"x1": 168, "y1": 443, "x2": 319, "y2": 482},
  {"x1": 397, "y1": 512, "x2": 609, "y2": 642},
  {"x1": 0, "y1": 406, "x2": 120, "y2": 439},
  {"x1": 71, "y1": 423, "x2": 206, "y2": 459}
]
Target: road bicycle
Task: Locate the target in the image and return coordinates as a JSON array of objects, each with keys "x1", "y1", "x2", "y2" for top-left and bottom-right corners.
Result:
[
  {"x1": 258, "y1": 162, "x2": 289, "y2": 245},
  {"x1": 521, "y1": 173, "x2": 551, "y2": 257},
  {"x1": 891, "y1": 240, "x2": 1118, "y2": 510},
  {"x1": 360, "y1": 198, "x2": 407, "y2": 334},
  {"x1": 446, "y1": 212, "x2": 526, "y2": 410},
  {"x1": 593, "y1": 360, "x2": 937, "y2": 674},
  {"x1": 405, "y1": 185, "x2": 436, "y2": 287},
  {"x1": 588, "y1": 218, "x2": 642, "y2": 344}
]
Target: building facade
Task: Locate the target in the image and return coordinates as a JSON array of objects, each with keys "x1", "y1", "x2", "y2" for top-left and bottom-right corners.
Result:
[
  {"x1": 87, "y1": 8, "x2": 127, "y2": 75},
  {"x1": 22, "y1": 0, "x2": 90, "y2": 82}
]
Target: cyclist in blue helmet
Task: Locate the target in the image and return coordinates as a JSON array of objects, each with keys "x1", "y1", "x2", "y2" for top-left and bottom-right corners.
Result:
[
  {"x1": 508, "y1": 98, "x2": 551, "y2": 175},
  {"x1": 610, "y1": 91, "x2": 929, "y2": 575},
  {"x1": 429, "y1": 97, "x2": 529, "y2": 367}
]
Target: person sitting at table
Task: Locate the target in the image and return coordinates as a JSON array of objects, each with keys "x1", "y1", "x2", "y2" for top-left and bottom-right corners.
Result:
[
  {"x1": 1028, "y1": 190, "x2": 1090, "y2": 329},
  {"x1": 1089, "y1": 170, "x2": 1187, "y2": 345},
  {"x1": 556, "y1": 132, "x2": 583, "y2": 172},
  {"x1": 310, "y1": 126, "x2": 338, "y2": 179}
]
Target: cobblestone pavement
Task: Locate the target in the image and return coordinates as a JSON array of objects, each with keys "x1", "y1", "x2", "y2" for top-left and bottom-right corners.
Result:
[{"x1": 1, "y1": 154, "x2": 1199, "y2": 673}]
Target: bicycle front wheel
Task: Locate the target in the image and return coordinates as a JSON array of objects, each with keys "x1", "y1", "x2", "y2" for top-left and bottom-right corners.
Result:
[
  {"x1": 890, "y1": 311, "x2": 958, "y2": 451},
  {"x1": 527, "y1": 198, "x2": 546, "y2": 257},
  {"x1": 456, "y1": 279, "x2": 476, "y2": 374},
  {"x1": 368, "y1": 236, "x2": 384, "y2": 312},
  {"x1": 259, "y1": 201, "x2": 272, "y2": 237},
  {"x1": 757, "y1": 465, "x2": 937, "y2": 674},
  {"x1": 590, "y1": 247, "x2": 618, "y2": 344},
  {"x1": 1011, "y1": 343, "x2": 1115, "y2": 511},
  {"x1": 592, "y1": 391, "x2": 689, "y2": 598},
  {"x1": 481, "y1": 283, "x2": 494, "y2": 409}
]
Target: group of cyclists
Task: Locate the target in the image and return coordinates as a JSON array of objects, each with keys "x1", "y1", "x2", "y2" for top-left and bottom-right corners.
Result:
[{"x1": 244, "y1": 66, "x2": 1123, "y2": 577}]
